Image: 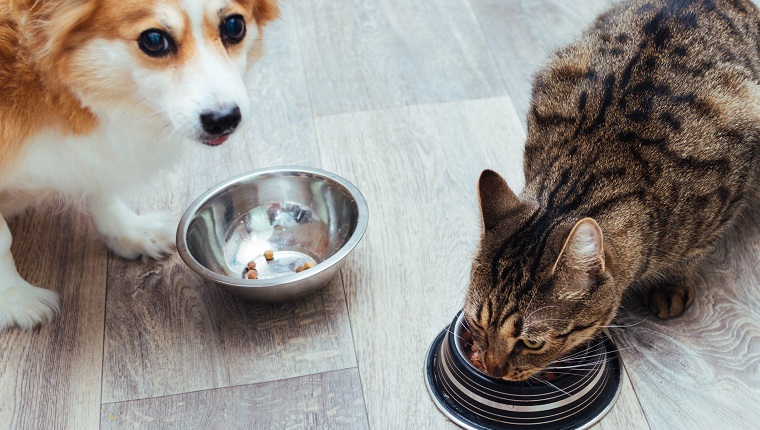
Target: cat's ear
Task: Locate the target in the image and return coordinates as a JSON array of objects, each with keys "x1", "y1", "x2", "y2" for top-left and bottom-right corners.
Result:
[
  {"x1": 551, "y1": 218, "x2": 605, "y2": 279},
  {"x1": 478, "y1": 169, "x2": 520, "y2": 230}
]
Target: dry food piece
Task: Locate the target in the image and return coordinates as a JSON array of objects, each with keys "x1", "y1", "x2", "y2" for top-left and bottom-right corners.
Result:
[
  {"x1": 246, "y1": 269, "x2": 258, "y2": 279},
  {"x1": 264, "y1": 249, "x2": 274, "y2": 260},
  {"x1": 461, "y1": 331, "x2": 487, "y2": 372},
  {"x1": 295, "y1": 261, "x2": 316, "y2": 273},
  {"x1": 247, "y1": 261, "x2": 257, "y2": 270},
  {"x1": 469, "y1": 346, "x2": 485, "y2": 372}
]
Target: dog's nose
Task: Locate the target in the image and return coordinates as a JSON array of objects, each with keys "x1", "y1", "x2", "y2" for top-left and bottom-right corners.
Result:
[{"x1": 200, "y1": 106, "x2": 242, "y2": 136}]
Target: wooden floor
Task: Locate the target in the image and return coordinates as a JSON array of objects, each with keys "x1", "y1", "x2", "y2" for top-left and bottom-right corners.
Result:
[{"x1": 2, "y1": 0, "x2": 759, "y2": 429}]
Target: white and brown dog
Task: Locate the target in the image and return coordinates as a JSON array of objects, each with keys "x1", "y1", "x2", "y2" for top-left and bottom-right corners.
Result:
[{"x1": 0, "y1": 0, "x2": 278, "y2": 330}]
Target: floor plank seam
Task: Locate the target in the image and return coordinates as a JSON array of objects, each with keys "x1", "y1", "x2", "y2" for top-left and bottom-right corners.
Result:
[
  {"x1": 310, "y1": 95, "x2": 522, "y2": 123},
  {"x1": 338, "y1": 268, "x2": 372, "y2": 429},
  {"x1": 615, "y1": 333, "x2": 653, "y2": 430},
  {"x1": 99, "y1": 365, "x2": 363, "y2": 406},
  {"x1": 286, "y1": 5, "x2": 323, "y2": 165},
  {"x1": 464, "y1": 0, "x2": 527, "y2": 135},
  {"x1": 98, "y1": 253, "x2": 112, "y2": 430}
]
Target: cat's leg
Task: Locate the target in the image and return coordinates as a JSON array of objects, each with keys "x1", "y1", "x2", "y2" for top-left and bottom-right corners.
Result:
[
  {"x1": 644, "y1": 272, "x2": 696, "y2": 319},
  {"x1": 0, "y1": 212, "x2": 60, "y2": 330},
  {"x1": 86, "y1": 194, "x2": 175, "y2": 260}
]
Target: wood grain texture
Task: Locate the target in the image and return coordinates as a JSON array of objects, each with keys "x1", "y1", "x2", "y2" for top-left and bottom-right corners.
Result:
[
  {"x1": 611, "y1": 209, "x2": 760, "y2": 430},
  {"x1": 293, "y1": 0, "x2": 507, "y2": 117},
  {"x1": 469, "y1": 0, "x2": 615, "y2": 122},
  {"x1": 101, "y1": 3, "x2": 357, "y2": 403},
  {"x1": 0, "y1": 209, "x2": 106, "y2": 429},
  {"x1": 102, "y1": 255, "x2": 356, "y2": 403},
  {"x1": 100, "y1": 368, "x2": 369, "y2": 429},
  {"x1": 591, "y1": 362, "x2": 650, "y2": 430}
]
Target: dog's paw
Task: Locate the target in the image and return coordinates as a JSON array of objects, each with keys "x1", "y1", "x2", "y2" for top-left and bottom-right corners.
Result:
[
  {"x1": 645, "y1": 282, "x2": 696, "y2": 319},
  {"x1": 0, "y1": 280, "x2": 60, "y2": 331},
  {"x1": 104, "y1": 212, "x2": 177, "y2": 260}
]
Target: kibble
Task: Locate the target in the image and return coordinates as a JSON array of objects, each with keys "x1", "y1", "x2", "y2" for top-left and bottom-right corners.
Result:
[
  {"x1": 247, "y1": 261, "x2": 257, "y2": 270},
  {"x1": 295, "y1": 261, "x2": 316, "y2": 273},
  {"x1": 246, "y1": 269, "x2": 258, "y2": 279},
  {"x1": 264, "y1": 249, "x2": 274, "y2": 260},
  {"x1": 462, "y1": 330, "x2": 487, "y2": 372}
]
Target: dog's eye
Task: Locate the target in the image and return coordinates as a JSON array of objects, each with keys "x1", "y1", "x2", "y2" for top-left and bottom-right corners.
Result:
[
  {"x1": 138, "y1": 30, "x2": 175, "y2": 57},
  {"x1": 221, "y1": 15, "x2": 246, "y2": 44}
]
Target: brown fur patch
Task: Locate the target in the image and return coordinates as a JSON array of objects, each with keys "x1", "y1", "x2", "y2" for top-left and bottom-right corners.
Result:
[
  {"x1": 0, "y1": 2, "x2": 97, "y2": 168},
  {"x1": 250, "y1": 0, "x2": 279, "y2": 26}
]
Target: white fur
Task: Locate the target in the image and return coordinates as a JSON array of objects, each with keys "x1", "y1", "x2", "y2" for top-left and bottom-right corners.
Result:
[
  {"x1": 0, "y1": 0, "x2": 267, "y2": 331},
  {"x1": 568, "y1": 221, "x2": 603, "y2": 269}
]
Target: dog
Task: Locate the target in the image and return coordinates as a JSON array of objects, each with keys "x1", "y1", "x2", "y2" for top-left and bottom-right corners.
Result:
[{"x1": 0, "y1": 0, "x2": 279, "y2": 330}]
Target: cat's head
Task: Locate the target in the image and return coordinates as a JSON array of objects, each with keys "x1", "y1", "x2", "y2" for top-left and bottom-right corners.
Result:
[{"x1": 464, "y1": 170, "x2": 619, "y2": 381}]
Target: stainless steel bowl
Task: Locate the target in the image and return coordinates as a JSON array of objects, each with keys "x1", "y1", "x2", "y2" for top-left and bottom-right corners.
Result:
[
  {"x1": 176, "y1": 167, "x2": 368, "y2": 302},
  {"x1": 425, "y1": 311, "x2": 622, "y2": 430}
]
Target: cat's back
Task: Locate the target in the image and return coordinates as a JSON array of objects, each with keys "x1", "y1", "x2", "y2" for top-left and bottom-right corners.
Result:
[
  {"x1": 523, "y1": 0, "x2": 760, "y2": 264},
  {"x1": 527, "y1": 0, "x2": 760, "y2": 153}
]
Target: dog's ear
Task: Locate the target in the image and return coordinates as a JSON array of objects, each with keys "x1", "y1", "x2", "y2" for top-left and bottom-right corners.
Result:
[
  {"x1": 21, "y1": 0, "x2": 97, "y2": 76},
  {"x1": 252, "y1": 0, "x2": 280, "y2": 26}
]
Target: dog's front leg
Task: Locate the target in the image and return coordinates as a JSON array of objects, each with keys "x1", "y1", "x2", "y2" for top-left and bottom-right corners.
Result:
[
  {"x1": 86, "y1": 195, "x2": 176, "y2": 260},
  {"x1": 0, "y1": 213, "x2": 60, "y2": 331}
]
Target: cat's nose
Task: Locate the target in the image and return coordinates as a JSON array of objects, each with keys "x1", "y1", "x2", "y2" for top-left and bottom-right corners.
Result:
[{"x1": 484, "y1": 360, "x2": 506, "y2": 378}]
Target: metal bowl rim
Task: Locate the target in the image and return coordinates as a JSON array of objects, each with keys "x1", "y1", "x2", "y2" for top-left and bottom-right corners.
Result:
[{"x1": 176, "y1": 165, "x2": 369, "y2": 289}]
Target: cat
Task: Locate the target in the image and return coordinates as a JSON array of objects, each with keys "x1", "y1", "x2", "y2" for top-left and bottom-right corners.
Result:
[{"x1": 464, "y1": 0, "x2": 760, "y2": 381}]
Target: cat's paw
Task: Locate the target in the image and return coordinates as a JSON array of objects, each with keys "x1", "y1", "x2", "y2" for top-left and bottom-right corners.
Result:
[
  {"x1": 645, "y1": 282, "x2": 695, "y2": 319},
  {"x1": 103, "y1": 212, "x2": 177, "y2": 260},
  {"x1": 0, "y1": 280, "x2": 60, "y2": 331}
]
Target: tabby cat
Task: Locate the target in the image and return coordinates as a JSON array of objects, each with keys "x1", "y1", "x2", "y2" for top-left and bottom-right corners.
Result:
[{"x1": 464, "y1": 0, "x2": 760, "y2": 381}]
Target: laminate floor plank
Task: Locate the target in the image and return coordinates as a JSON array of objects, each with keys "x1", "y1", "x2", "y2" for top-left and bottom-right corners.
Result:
[
  {"x1": 292, "y1": 0, "x2": 507, "y2": 117},
  {"x1": 100, "y1": 368, "x2": 368, "y2": 429},
  {"x1": 0, "y1": 210, "x2": 107, "y2": 429},
  {"x1": 591, "y1": 363, "x2": 650, "y2": 430},
  {"x1": 469, "y1": 0, "x2": 615, "y2": 122}
]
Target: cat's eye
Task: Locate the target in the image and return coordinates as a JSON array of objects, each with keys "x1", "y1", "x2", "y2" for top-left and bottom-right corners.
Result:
[
  {"x1": 138, "y1": 30, "x2": 176, "y2": 57},
  {"x1": 520, "y1": 338, "x2": 544, "y2": 350},
  {"x1": 221, "y1": 15, "x2": 246, "y2": 44}
]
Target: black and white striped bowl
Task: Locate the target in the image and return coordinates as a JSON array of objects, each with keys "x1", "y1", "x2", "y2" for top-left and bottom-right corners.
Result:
[{"x1": 424, "y1": 311, "x2": 622, "y2": 430}]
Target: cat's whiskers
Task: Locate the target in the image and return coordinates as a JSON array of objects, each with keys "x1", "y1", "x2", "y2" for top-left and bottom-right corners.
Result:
[
  {"x1": 525, "y1": 289, "x2": 539, "y2": 316},
  {"x1": 524, "y1": 318, "x2": 574, "y2": 329},
  {"x1": 543, "y1": 356, "x2": 617, "y2": 371},
  {"x1": 445, "y1": 328, "x2": 476, "y2": 348},
  {"x1": 532, "y1": 375, "x2": 571, "y2": 397},
  {"x1": 602, "y1": 314, "x2": 653, "y2": 329},
  {"x1": 539, "y1": 370, "x2": 589, "y2": 377},
  {"x1": 554, "y1": 340, "x2": 603, "y2": 361},
  {"x1": 524, "y1": 305, "x2": 561, "y2": 325}
]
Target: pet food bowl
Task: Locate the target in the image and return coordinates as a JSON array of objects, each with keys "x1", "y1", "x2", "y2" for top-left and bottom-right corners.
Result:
[
  {"x1": 424, "y1": 311, "x2": 622, "y2": 430},
  {"x1": 177, "y1": 166, "x2": 368, "y2": 302}
]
